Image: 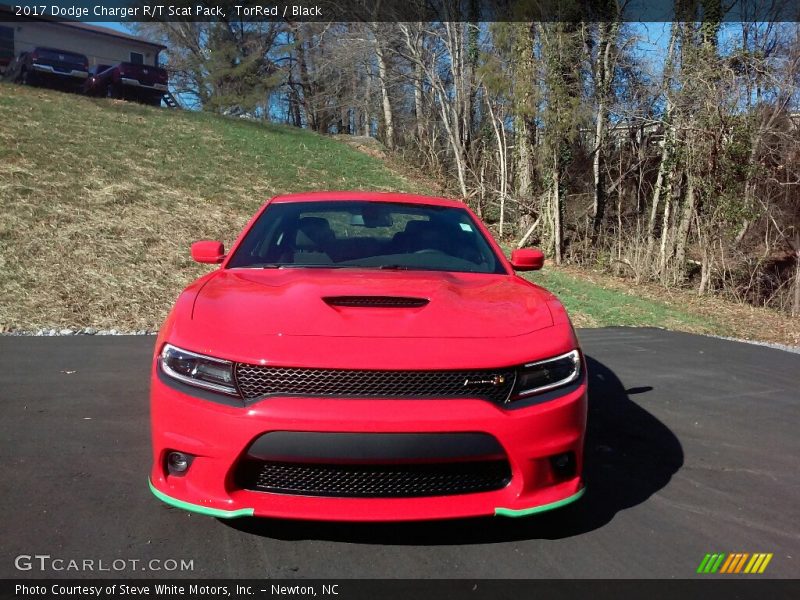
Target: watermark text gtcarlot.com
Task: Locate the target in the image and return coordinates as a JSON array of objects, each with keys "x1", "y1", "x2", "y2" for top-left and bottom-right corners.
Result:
[{"x1": 14, "y1": 555, "x2": 194, "y2": 572}]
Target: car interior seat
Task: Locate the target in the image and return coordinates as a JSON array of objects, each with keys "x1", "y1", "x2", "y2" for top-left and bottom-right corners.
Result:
[{"x1": 291, "y1": 216, "x2": 335, "y2": 264}]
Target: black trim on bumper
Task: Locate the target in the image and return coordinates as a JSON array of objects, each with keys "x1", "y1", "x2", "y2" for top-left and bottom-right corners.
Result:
[{"x1": 244, "y1": 431, "x2": 506, "y2": 463}]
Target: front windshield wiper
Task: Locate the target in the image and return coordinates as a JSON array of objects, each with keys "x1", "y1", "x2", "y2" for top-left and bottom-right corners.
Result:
[
  {"x1": 236, "y1": 263, "x2": 420, "y2": 270},
  {"x1": 233, "y1": 264, "x2": 335, "y2": 269},
  {"x1": 332, "y1": 264, "x2": 420, "y2": 270},
  {"x1": 253, "y1": 264, "x2": 353, "y2": 269}
]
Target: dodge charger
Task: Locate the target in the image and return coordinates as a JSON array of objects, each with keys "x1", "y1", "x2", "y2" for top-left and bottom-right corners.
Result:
[{"x1": 149, "y1": 191, "x2": 587, "y2": 521}]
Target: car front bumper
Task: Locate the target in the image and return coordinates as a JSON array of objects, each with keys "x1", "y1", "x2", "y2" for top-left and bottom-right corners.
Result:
[
  {"x1": 149, "y1": 368, "x2": 587, "y2": 522},
  {"x1": 121, "y1": 77, "x2": 168, "y2": 92}
]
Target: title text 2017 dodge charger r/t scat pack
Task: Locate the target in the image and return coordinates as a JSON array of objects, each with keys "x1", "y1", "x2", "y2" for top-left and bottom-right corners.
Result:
[{"x1": 149, "y1": 192, "x2": 587, "y2": 521}]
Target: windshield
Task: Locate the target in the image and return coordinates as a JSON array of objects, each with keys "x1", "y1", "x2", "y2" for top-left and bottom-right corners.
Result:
[{"x1": 226, "y1": 201, "x2": 506, "y2": 274}]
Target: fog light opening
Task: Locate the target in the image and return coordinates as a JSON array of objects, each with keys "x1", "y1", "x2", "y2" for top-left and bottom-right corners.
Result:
[
  {"x1": 166, "y1": 451, "x2": 193, "y2": 476},
  {"x1": 550, "y1": 452, "x2": 576, "y2": 479}
]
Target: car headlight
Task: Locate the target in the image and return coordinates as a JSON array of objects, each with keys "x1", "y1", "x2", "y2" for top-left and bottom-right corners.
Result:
[
  {"x1": 160, "y1": 344, "x2": 238, "y2": 396},
  {"x1": 510, "y1": 349, "x2": 581, "y2": 400}
]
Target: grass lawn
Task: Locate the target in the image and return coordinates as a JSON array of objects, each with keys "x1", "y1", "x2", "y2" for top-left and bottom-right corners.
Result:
[
  {"x1": 0, "y1": 83, "x2": 421, "y2": 331},
  {"x1": 524, "y1": 266, "x2": 798, "y2": 346},
  {"x1": 529, "y1": 268, "x2": 720, "y2": 331}
]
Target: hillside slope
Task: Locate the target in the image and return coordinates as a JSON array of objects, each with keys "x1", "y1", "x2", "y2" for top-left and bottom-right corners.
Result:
[
  {"x1": 0, "y1": 84, "x2": 422, "y2": 330},
  {"x1": 1, "y1": 84, "x2": 797, "y2": 346}
]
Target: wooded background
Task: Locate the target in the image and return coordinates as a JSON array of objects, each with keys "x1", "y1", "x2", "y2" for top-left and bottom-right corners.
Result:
[{"x1": 136, "y1": 1, "x2": 800, "y2": 316}]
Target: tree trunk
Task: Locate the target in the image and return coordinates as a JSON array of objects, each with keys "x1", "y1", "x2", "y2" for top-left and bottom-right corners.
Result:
[
  {"x1": 295, "y1": 27, "x2": 317, "y2": 132},
  {"x1": 517, "y1": 217, "x2": 542, "y2": 249},
  {"x1": 793, "y1": 254, "x2": 800, "y2": 318},
  {"x1": 673, "y1": 175, "x2": 697, "y2": 283},
  {"x1": 362, "y1": 61, "x2": 372, "y2": 137},
  {"x1": 646, "y1": 26, "x2": 678, "y2": 267},
  {"x1": 374, "y1": 36, "x2": 395, "y2": 150},
  {"x1": 514, "y1": 115, "x2": 534, "y2": 211},
  {"x1": 658, "y1": 186, "x2": 673, "y2": 280},
  {"x1": 616, "y1": 148, "x2": 624, "y2": 267},
  {"x1": 485, "y1": 96, "x2": 508, "y2": 237},
  {"x1": 592, "y1": 20, "x2": 617, "y2": 240},
  {"x1": 287, "y1": 72, "x2": 302, "y2": 127},
  {"x1": 592, "y1": 97, "x2": 606, "y2": 239},
  {"x1": 435, "y1": 83, "x2": 469, "y2": 198},
  {"x1": 398, "y1": 24, "x2": 427, "y2": 145},
  {"x1": 647, "y1": 122, "x2": 675, "y2": 265},
  {"x1": 512, "y1": 22, "x2": 536, "y2": 206},
  {"x1": 699, "y1": 250, "x2": 711, "y2": 295},
  {"x1": 696, "y1": 212, "x2": 711, "y2": 295},
  {"x1": 793, "y1": 236, "x2": 800, "y2": 317},
  {"x1": 553, "y1": 148, "x2": 563, "y2": 265},
  {"x1": 413, "y1": 39, "x2": 425, "y2": 143}
]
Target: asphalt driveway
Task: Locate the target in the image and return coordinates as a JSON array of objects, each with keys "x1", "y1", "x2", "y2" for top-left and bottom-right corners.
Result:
[{"x1": 1, "y1": 328, "x2": 797, "y2": 578}]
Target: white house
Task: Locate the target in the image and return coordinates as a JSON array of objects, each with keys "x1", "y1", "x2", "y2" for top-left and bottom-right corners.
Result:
[{"x1": 0, "y1": 10, "x2": 165, "y2": 74}]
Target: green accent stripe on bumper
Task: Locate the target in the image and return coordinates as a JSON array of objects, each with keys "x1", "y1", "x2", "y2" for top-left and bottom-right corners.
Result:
[
  {"x1": 148, "y1": 479, "x2": 255, "y2": 519},
  {"x1": 494, "y1": 487, "x2": 585, "y2": 517}
]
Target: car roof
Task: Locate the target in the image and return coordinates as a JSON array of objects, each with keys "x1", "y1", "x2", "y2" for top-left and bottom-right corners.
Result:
[{"x1": 268, "y1": 191, "x2": 466, "y2": 208}]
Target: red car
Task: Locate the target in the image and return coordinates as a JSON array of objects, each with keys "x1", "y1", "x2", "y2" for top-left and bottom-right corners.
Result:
[
  {"x1": 84, "y1": 61, "x2": 168, "y2": 106},
  {"x1": 149, "y1": 192, "x2": 587, "y2": 521}
]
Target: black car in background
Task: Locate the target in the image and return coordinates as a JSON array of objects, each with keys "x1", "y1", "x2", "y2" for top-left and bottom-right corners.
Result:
[{"x1": 4, "y1": 47, "x2": 89, "y2": 90}]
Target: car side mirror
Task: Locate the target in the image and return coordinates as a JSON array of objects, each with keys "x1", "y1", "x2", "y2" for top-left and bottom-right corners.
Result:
[
  {"x1": 191, "y1": 240, "x2": 225, "y2": 264},
  {"x1": 510, "y1": 248, "x2": 544, "y2": 271}
]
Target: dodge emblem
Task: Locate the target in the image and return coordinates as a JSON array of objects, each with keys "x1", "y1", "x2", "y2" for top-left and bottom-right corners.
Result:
[{"x1": 463, "y1": 375, "x2": 506, "y2": 387}]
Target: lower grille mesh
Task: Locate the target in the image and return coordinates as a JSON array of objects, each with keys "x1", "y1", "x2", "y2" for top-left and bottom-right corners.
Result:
[
  {"x1": 235, "y1": 364, "x2": 516, "y2": 403},
  {"x1": 237, "y1": 460, "x2": 511, "y2": 498}
]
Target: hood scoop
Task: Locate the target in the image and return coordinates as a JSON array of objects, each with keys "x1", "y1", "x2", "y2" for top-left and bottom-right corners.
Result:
[{"x1": 323, "y1": 296, "x2": 430, "y2": 308}]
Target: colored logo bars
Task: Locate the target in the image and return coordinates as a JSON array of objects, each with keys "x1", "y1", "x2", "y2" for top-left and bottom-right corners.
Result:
[{"x1": 697, "y1": 553, "x2": 773, "y2": 574}]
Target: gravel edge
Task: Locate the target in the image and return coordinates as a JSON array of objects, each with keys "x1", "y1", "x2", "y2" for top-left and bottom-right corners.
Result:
[
  {"x1": 2, "y1": 327, "x2": 797, "y2": 354},
  {"x1": 1, "y1": 328, "x2": 157, "y2": 336},
  {"x1": 708, "y1": 335, "x2": 800, "y2": 355}
]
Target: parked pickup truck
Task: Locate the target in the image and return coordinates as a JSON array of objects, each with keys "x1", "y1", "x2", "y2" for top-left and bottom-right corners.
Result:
[
  {"x1": 84, "y1": 62, "x2": 169, "y2": 106},
  {"x1": 4, "y1": 47, "x2": 89, "y2": 90}
]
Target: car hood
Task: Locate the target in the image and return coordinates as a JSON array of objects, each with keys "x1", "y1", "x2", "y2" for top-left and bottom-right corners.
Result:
[{"x1": 192, "y1": 269, "x2": 553, "y2": 339}]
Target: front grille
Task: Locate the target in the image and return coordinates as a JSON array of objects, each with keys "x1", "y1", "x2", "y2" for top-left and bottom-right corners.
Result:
[
  {"x1": 234, "y1": 364, "x2": 516, "y2": 403},
  {"x1": 236, "y1": 460, "x2": 511, "y2": 498}
]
